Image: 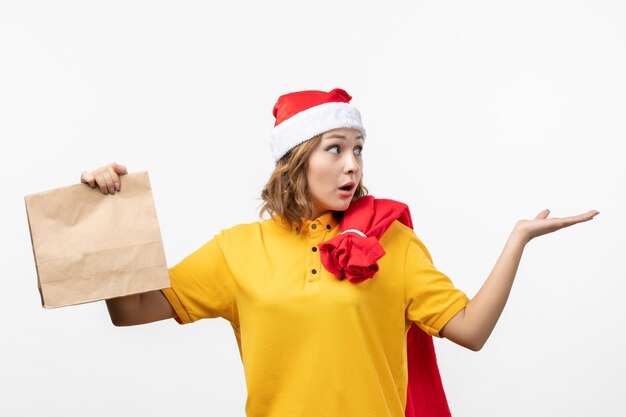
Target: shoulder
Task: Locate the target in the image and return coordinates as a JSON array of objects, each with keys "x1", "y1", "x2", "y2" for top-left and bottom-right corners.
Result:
[
  {"x1": 380, "y1": 220, "x2": 417, "y2": 244},
  {"x1": 213, "y1": 220, "x2": 263, "y2": 246},
  {"x1": 380, "y1": 220, "x2": 433, "y2": 261},
  {"x1": 215, "y1": 217, "x2": 288, "y2": 246}
]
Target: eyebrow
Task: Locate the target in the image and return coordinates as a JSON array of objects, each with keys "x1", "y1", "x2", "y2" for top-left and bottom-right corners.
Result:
[{"x1": 324, "y1": 134, "x2": 364, "y2": 140}]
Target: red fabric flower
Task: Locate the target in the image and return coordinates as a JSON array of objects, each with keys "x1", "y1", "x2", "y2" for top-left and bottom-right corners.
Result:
[
  {"x1": 319, "y1": 195, "x2": 412, "y2": 283},
  {"x1": 318, "y1": 233, "x2": 385, "y2": 283}
]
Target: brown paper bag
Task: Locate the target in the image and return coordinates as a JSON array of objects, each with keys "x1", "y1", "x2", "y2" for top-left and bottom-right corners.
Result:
[{"x1": 25, "y1": 171, "x2": 170, "y2": 308}]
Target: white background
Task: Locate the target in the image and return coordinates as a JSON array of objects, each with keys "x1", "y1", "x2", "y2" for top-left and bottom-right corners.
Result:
[{"x1": 2, "y1": 1, "x2": 624, "y2": 416}]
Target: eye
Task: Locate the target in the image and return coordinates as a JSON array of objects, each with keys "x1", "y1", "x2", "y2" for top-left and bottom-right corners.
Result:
[
  {"x1": 354, "y1": 146, "x2": 363, "y2": 156},
  {"x1": 326, "y1": 145, "x2": 340, "y2": 154}
]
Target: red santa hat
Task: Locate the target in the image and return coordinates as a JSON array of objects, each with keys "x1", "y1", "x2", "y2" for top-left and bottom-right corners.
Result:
[{"x1": 270, "y1": 88, "x2": 367, "y2": 162}]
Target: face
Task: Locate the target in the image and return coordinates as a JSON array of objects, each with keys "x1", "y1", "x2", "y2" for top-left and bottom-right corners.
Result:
[{"x1": 306, "y1": 128, "x2": 364, "y2": 219}]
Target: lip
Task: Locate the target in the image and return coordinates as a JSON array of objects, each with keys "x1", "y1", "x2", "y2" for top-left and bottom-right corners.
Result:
[
  {"x1": 338, "y1": 189, "x2": 354, "y2": 198},
  {"x1": 338, "y1": 181, "x2": 356, "y2": 191},
  {"x1": 338, "y1": 181, "x2": 356, "y2": 198}
]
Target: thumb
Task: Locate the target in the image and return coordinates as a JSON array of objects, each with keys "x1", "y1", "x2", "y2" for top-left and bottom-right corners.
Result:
[
  {"x1": 534, "y1": 209, "x2": 550, "y2": 220},
  {"x1": 81, "y1": 171, "x2": 95, "y2": 187},
  {"x1": 112, "y1": 162, "x2": 128, "y2": 175}
]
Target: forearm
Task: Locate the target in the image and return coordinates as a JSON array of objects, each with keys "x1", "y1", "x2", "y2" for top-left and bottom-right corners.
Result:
[
  {"x1": 463, "y1": 228, "x2": 528, "y2": 350},
  {"x1": 106, "y1": 294, "x2": 143, "y2": 326},
  {"x1": 105, "y1": 289, "x2": 175, "y2": 326}
]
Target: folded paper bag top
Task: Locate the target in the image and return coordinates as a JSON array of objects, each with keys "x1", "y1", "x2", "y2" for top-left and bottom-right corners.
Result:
[{"x1": 25, "y1": 171, "x2": 170, "y2": 308}]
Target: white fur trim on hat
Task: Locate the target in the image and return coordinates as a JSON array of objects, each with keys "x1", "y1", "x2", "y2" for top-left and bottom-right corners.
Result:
[{"x1": 270, "y1": 101, "x2": 366, "y2": 162}]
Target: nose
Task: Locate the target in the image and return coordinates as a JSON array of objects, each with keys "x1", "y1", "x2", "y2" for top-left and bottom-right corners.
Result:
[{"x1": 343, "y1": 151, "x2": 360, "y2": 175}]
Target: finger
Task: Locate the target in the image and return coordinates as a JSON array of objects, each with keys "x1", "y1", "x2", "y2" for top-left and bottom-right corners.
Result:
[
  {"x1": 555, "y1": 211, "x2": 597, "y2": 229},
  {"x1": 572, "y1": 210, "x2": 599, "y2": 222},
  {"x1": 107, "y1": 165, "x2": 121, "y2": 192},
  {"x1": 80, "y1": 171, "x2": 96, "y2": 188},
  {"x1": 112, "y1": 162, "x2": 128, "y2": 175},
  {"x1": 533, "y1": 209, "x2": 550, "y2": 220},
  {"x1": 102, "y1": 168, "x2": 116, "y2": 195},
  {"x1": 95, "y1": 172, "x2": 109, "y2": 194}
]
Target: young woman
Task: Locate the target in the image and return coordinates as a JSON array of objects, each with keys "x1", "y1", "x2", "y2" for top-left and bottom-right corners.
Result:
[{"x1": 80, "y1": 88, "x2": 599, "y2": 417}]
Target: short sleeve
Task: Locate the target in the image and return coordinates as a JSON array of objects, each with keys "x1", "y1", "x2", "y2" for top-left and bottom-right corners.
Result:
[
  {"x1": 404, "y1": 232, "x2": 469, "y2": 337},
  {"x1": 161, "y1": 234, "x2": 235, "y2": 324}
]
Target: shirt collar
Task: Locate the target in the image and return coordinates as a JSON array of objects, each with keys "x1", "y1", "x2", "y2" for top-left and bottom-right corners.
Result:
[
  {"x1": 301, "y1": 211, "x2": 340, "y2": 234},
  {"x1": 271, "y1": 211, "x2": 341, "y2": 235}
]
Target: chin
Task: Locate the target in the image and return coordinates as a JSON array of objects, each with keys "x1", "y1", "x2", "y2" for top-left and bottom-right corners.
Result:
[
  {"x1": 313, "y1": 195, "x2": 353, "y2": 215},
  {"x1": 333, "y1": 201, "x2": 352, "y2": 211}
]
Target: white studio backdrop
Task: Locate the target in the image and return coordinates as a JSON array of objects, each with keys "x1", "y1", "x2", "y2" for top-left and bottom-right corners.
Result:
[{"x1": 1, "y1": 1, "x2": 624, "y2": 416}]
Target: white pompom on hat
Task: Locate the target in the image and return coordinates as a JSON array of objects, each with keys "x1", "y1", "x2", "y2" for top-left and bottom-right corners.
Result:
[{"x1": 270, "y1": 88, "x2": 366, "y2": 162}]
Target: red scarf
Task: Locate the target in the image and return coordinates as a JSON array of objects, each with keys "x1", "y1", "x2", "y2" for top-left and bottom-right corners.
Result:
[{"x1": 318, "y1": 195, "x2": 452, "y2": 417}]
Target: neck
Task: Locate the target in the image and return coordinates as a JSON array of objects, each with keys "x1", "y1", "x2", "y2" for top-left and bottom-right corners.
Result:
[
  {"x1": 307, "y1": 210, "x2": 344, "y2": 223},
  {"x1": 309, "y1": 210, "x2": 330, "y2": 220}
]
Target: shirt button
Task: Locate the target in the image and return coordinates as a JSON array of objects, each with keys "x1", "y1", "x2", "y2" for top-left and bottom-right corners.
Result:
[
  {"x1": 312, "y1": 247, "x2": 317, "y2": 252},
  {"x1": 311, "y1": 224, "x2": 317, "y2": 230},
  {"x1": 311, "y1": 269, "x2": 317, "y2": 274},
  {"x1": 326, "y1": 224, "x2": 331, "y2": 230}
]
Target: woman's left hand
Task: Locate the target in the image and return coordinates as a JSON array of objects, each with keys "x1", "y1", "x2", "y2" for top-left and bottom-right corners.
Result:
[{"x1": 514, "y1": 209, "x2": 600, "y2": 244}]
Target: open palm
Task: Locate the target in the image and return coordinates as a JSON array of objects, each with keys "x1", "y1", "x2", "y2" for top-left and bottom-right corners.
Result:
[{"x1": 515, "y1": 209, "x2": 599, "y2": 243}]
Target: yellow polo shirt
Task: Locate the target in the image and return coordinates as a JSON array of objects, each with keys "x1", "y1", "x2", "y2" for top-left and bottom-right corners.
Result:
[{"x1": 161, "y1": 212, "x2": 470, "y2": 417}]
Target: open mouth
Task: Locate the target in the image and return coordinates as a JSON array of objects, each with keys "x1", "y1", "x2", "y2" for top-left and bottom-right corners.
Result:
[{"x1": 339, "y1": 182, "x2": 355, "y2": 192}]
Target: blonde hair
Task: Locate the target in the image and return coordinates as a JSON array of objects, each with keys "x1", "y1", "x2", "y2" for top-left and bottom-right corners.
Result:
[{"x1": 259, "y1": 134, "x2": 368, "y2": 231}]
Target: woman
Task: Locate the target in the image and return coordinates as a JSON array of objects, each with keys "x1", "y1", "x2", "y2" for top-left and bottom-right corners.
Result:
[{"x1": 80, "y1": 88, "x2": 599, "y2": 417}]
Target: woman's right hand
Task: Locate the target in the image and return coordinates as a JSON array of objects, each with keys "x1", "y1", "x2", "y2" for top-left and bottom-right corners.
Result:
[{"x1": 80, "y1": 162, "x2": 128, "y2": 195}]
